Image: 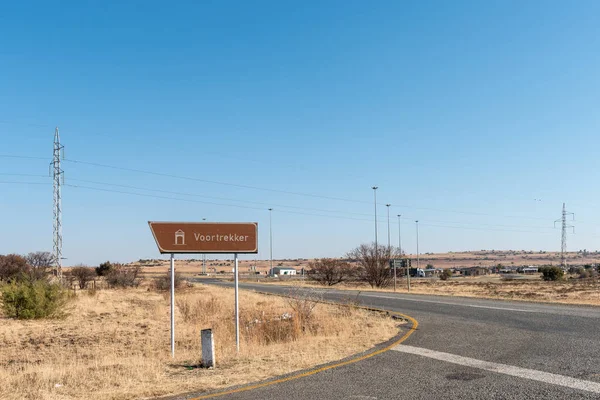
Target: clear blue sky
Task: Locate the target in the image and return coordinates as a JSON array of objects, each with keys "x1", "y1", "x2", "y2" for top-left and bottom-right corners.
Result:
[{"x1": 1, "y1": 1, "x2": 599, "y2": 265}]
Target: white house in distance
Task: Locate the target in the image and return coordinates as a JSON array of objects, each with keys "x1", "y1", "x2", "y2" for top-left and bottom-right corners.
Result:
[{"x1": 270, "y1": 267, "x2": 297, "y2": 276}]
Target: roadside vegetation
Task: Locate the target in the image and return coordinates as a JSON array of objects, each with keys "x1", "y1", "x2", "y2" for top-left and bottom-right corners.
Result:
[
  {"x1": 262, "y1": 245, "x2": 600, "y2": 306},
  {"x1": 262, "y1": 275, "x2": 600, "y2": 306},
  {"x1": 0, "y1": 259, "x2": 400, "y2": 400},
  {"x1": 539, "y1": 266, "x2": 564, "y2": 281},
  {"x1": 0, "y1": 252, "x2": 70, "y2": 319}
]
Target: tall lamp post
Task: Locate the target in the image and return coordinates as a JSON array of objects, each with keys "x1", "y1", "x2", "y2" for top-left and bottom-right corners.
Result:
[
  {"x1": 268, "y1": 208, "x2": 273, "y2": 274},
  {"x1": 398, "y1": 214, "x2": 405, "y2": 291},
  {"x1": 416, "y1": 220, "x2": 420, "y2": 271},
  {"x1": 397, "y1": 214, "x2": 402, "y2": 255},
  {"x1": 386, "y1": 204, "x2": 391, "y2": 248},
  {"x1": 372, "y1": 187, "x2": 378, "y2": 265}
]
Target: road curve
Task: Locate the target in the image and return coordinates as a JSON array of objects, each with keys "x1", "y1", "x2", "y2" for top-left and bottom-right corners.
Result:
[{"x1": 175, "y1": 279, "x2": 600, "y2": 400}]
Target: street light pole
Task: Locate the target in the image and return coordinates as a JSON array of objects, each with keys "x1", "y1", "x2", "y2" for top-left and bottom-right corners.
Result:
[
  {"x1": 386, "y1": 204, "x2": 391, "y2": 249},
  {"x1": 397, "y1": 214, "x2": 401, "y2": 292},
  {"x1": 416, "y1": 220, "x2": 420, "y2": 271},
  {"x1": 397, "y1": 214, "x2": 402, "y2": 255},
  {"x1": 268, "y1": 208, "x2": 273, "y2": 274},
  {"x1": 372, "y1": 187, "x2": 378, "y2": 266}
]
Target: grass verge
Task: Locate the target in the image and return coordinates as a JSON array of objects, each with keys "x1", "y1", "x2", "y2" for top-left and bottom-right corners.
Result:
[
  {"x1": 239, "y1": 276, "x2": 600, "y2": 306},
  {"x1": 0, "y1": 284, "x2": 399, "y2": 400}
]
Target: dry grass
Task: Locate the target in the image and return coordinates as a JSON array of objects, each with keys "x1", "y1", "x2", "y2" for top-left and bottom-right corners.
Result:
[
  {"x1": 253, "y1": 276, "x2": 600, "y2": 306},
  {"x1": 0, "y1": 285, "x2": 399, "y2": 400},
  {"x1": 405, "y1": 277, "x2": 600, "y2": 306}
]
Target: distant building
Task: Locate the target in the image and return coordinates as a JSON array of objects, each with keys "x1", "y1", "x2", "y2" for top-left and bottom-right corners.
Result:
[
  {"x1": 521, "y1": 266, "x2": 539, "y2": 274},
  {"x1": 270, "y1": 267, "x2": 297, "y2": 276},
  {"x1": 460, "y1": 267, "x2": 490, "y2": 276}
]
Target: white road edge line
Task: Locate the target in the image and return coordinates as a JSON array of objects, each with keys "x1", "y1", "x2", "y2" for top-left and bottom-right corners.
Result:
[
  {"x1": 393, "y1": 345, "x2": 600, "y2": 394},
  {"x1": 363, "y1": 294, "x2": 535, "y2": 312}
]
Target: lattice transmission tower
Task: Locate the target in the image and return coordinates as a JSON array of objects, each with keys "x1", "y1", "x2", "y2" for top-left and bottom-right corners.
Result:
[
  {"x1": 51, "y1": 127, "x2": 64, "y2": 278},
  {"x1": 554, "y1": 203, "x2": 574, "y2": 269}
]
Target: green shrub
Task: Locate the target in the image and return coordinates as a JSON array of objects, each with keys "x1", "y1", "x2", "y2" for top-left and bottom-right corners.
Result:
[
  {"x1": 1, "y1": 280, "x2": 69, "y2": 319},
  {"x1": 439, "y1": 269, "x2": 453, "y2": 281},
  {"x1": 540, "y1": 266, "x2": 564, "y2": 281},
  {"x1": 95, "y1": 261, "x2": 114, "y2": 277}
]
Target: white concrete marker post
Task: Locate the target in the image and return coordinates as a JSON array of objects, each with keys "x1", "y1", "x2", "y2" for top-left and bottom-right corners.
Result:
[
  {"x1": 170, "y1": 253, "x2": 175, "y2": 358},
  {"x1": 234, "y1": 253, "x2": 240, "y2": 352},
  {"x1": 201, "y1": 329, "x2": 215, "y2": 368}
]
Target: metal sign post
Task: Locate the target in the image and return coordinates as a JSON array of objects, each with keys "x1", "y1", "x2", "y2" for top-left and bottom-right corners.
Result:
[
  {"x1": 407, "y1": 259, "x2": 411, "y2": 292},
  {"x1": 148, "y1": 221, "x2": 258, "y2": 356},
  {"x1": 390, "y1": 259, "x2": 403, "y2": 292},
  {"x1": 234, "y1": 253, "x2": 240, "y2": 352},
  {"x1": 394, "y1": 260, "x2": 397, "y2": 292},
  {"x1": 170, "y1": 253, "x2": 175, "y2": 358}
]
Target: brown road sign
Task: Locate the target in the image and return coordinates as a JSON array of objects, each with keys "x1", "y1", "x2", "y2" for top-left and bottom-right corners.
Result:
[{"x1": 148, "y1": 222, "x2": 258, "y2": 254}]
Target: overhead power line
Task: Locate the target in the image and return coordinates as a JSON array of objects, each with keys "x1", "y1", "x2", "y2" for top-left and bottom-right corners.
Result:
[
  {"x1": 62, "y1": 157, "x2": 554, "y2": 221},
  {"x1": 65, "y1": 177, "x2": 382, "y2": 218},
  {"x1": 63, "y1": 158, "x2": 374, "y2": 206},
  {"x1": 0, "y1": 173, "x2": 50, "y2": 178},
  {"x1": 0, "y1": 154, "x2": 49, "y2": 161},
  {"x1": 0, "y1": 180, "x2": 51, "y2": 185},
  {"x1": 63, "y1": 183, "x2": 559, "y2": 234},
  {"x1": 65, "y1": 177, "x2": 558, "y2": 231},
  {"x1": 0, "y1": 152, "x2": 558, "y2": 223},
  {"x1": 418, "y1": 223, "x2": 556, "y2": 235}
]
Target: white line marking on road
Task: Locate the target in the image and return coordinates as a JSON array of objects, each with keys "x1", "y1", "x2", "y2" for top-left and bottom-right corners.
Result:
[
  {"x1": 393, "y1": 345, "x2": 600, "y2": 394},
  {"x1": 363, "y1": 294, "x2": 535, "y2": 313},
  {"x1": 466, "y1": 304, "x2": 535, "y2": 312}
]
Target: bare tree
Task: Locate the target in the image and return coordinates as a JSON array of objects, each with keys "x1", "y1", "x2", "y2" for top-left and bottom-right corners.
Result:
[
  {"x1": 307, "y1": 258, "x2": 356, "y2": 286},
  {"x1": 347, "y1": 243, "x2": 399, "y2": 288},
  {"x1": 0, "y1": 254, "x2": 30, "y2": 282},
  {"x1": 105, "y1": 264, "x2": 142, "y2": 288},
  {"x1": 26, "y1": 251, "x2": 55, "y2": 281},
  {"x1": 69, "y1": 265, "x2": 96, "y2": 289}
]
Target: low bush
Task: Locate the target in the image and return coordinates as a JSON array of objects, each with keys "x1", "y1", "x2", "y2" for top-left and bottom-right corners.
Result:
[
  {"x1": 287, "y1": 288, "x2": 320, "y2": 333},
  {"x1": 95, "y1": 261, "x2": 114, "y2": 277},
  {"x1": 439, "y1": 269, "x2": 453, "y2": 281},
  {"x1": 1, "y1": 280, "x2": 69, "y2": 319},
  {"x1": 176, "y1": 296, "x2": 223, "y2": 323},
  {"x1": 152, "y1": 272, "x2": 187, "y2": 291},
  {"x1": 105, "y1": 264, "x2": 141, "y2": 288},
  {"x1": 307, "y1": 258, "x2": 357, "y2": 286},
  {"x1": 245, "y1": 316, "x2": 300, "y2": 345},
  {"x1": 69, "y1": 266, "x2": 96, "y2": 289},
  {"x1": 540, "y1": 266, "x2": 564, "y2": 281}
]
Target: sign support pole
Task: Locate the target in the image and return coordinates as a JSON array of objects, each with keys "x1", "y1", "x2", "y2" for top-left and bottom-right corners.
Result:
[
  {"x1": 170, "y1": 253, "x2": 175, "y2": 358},
  {"x1": 407, "y1": 260, "x2": 411, "y2": 292},
  {"x1": 234, "y1": 253, "x2": 240, "y2": 353},
  {"x1": 394, "y1": 262, "x2": 397, "y2": 292}
]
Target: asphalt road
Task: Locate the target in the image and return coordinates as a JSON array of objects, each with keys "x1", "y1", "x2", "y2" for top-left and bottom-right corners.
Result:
[{"x1": 184, "y1": 279, "x2": 600, "y2": 399}]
